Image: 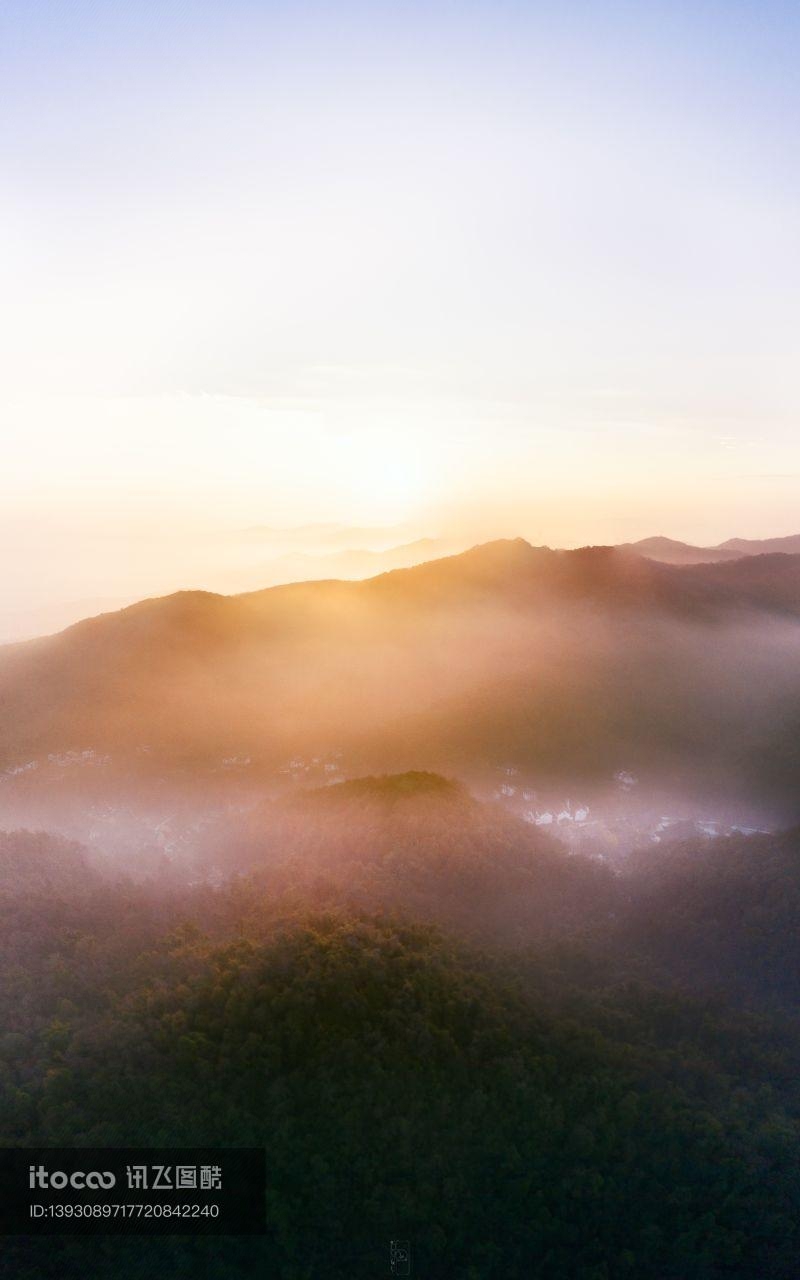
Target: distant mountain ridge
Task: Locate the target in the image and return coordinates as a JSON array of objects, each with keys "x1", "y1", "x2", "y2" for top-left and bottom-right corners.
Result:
[
  {"x1": 718, "y1": 533, "x2": 800, "y2": 555},
  {"x1": 223, "y1": 537, "x2": 452, "y2": 593},
  {"x1": 2, "y1": 538, "x2": 800, "y2": 811},
  {"x1": 618, "y1": 532, "x2": 800, "y2": 564}
]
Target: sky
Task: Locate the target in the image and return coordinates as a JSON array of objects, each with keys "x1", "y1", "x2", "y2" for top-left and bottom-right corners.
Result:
[{"x1": 1, "y1": 0, "x2": 800, "y2": 633}]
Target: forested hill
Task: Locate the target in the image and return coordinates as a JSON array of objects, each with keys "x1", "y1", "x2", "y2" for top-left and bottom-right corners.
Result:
[
  {"x1": 194, "y1": 771, "x2": 616, "y2": 943},
  {"x1": 3, "y1": 802, "x2": 800, "y2": 1278},
  {"x1": 616, "y1": 825, "x2": 800, "y2": 1006},
  {"x1": 2, "y1": 540, "x2": 800, "y2": 811}
]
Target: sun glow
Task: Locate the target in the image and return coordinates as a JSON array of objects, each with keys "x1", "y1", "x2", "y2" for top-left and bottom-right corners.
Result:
[{"x1": 2, "y1": 1, "x2": 800, "y2": 634}]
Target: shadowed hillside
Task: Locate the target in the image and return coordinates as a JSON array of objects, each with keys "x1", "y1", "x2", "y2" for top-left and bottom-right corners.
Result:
[
  {"x1": 2, "y1": 541, "x2": 800, "y2": 813},
  {"x1": 617, "y1": 826, "x2": 800, "y2": 1008},
  {"x1": 3, "y1": 802, "x2": 800, "y2": 1278}
]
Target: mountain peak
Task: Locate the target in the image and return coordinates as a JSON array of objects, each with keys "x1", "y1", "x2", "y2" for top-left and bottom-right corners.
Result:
[{"x1": 297, "y1": 771, "x2": 464, "y2": 807}]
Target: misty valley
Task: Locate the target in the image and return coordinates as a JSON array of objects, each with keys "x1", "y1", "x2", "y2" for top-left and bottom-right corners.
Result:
[{"x1": 2, "y1": 541, "x2": 800, "y2": 1278}]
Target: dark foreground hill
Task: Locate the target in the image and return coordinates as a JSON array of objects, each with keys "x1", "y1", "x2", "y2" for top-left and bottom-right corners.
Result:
[
  {"x1": 4, "y1": 895, "x2": 800, "y2": 1279},
  {"x1": 4, "y1": 794, "x2": 800, "y2": 1277},
  {"x1": 2, "y1": 540, "x2": 800, "y2": 811}
]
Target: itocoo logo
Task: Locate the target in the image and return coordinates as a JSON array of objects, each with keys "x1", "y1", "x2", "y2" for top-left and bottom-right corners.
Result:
[{"x1": 29, "y1": 1165, "x2": 116, "y2": 1190}]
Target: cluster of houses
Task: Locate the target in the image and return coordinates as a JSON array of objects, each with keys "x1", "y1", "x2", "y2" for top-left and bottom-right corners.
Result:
[
  {"x1": 523, "y1": 803, "x2": 591, "y2": 827},
  {"x1": 0, "y1": 759, "x2": 39, "y2": 780},
  {"x1": 490, "y1": 763, "x2": 768, "y2": 858},
  {"x1": 493, "y1": 768, "x2": 592, "y2": 828},
  {"x1": 0, "y1": 748, "x2": 113, "y2": 783},
  {"x1": 47, "y1": 748, "x2": 111, "y2": 767},
  {"x1": 278, "y1": 753, "x2": 344, "y2": 784}
]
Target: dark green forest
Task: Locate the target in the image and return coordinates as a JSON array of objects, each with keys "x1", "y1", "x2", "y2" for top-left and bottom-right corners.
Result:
[{"x1": 2, "y1": 778, "x2": 800, "y2": 1278}]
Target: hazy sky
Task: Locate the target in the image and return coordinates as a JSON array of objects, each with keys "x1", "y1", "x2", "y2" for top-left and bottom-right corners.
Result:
[{"x1": 2, "y1": 1, "x2": 800, "y2": 628}]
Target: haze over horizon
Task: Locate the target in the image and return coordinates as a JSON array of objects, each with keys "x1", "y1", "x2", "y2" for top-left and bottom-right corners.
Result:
[
  {"x1": 3, "y1": 0, "x2": 800, "y2": 628},
  {"x1": 3, "y1": 516, "x2": 800, "y2": 645}
]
